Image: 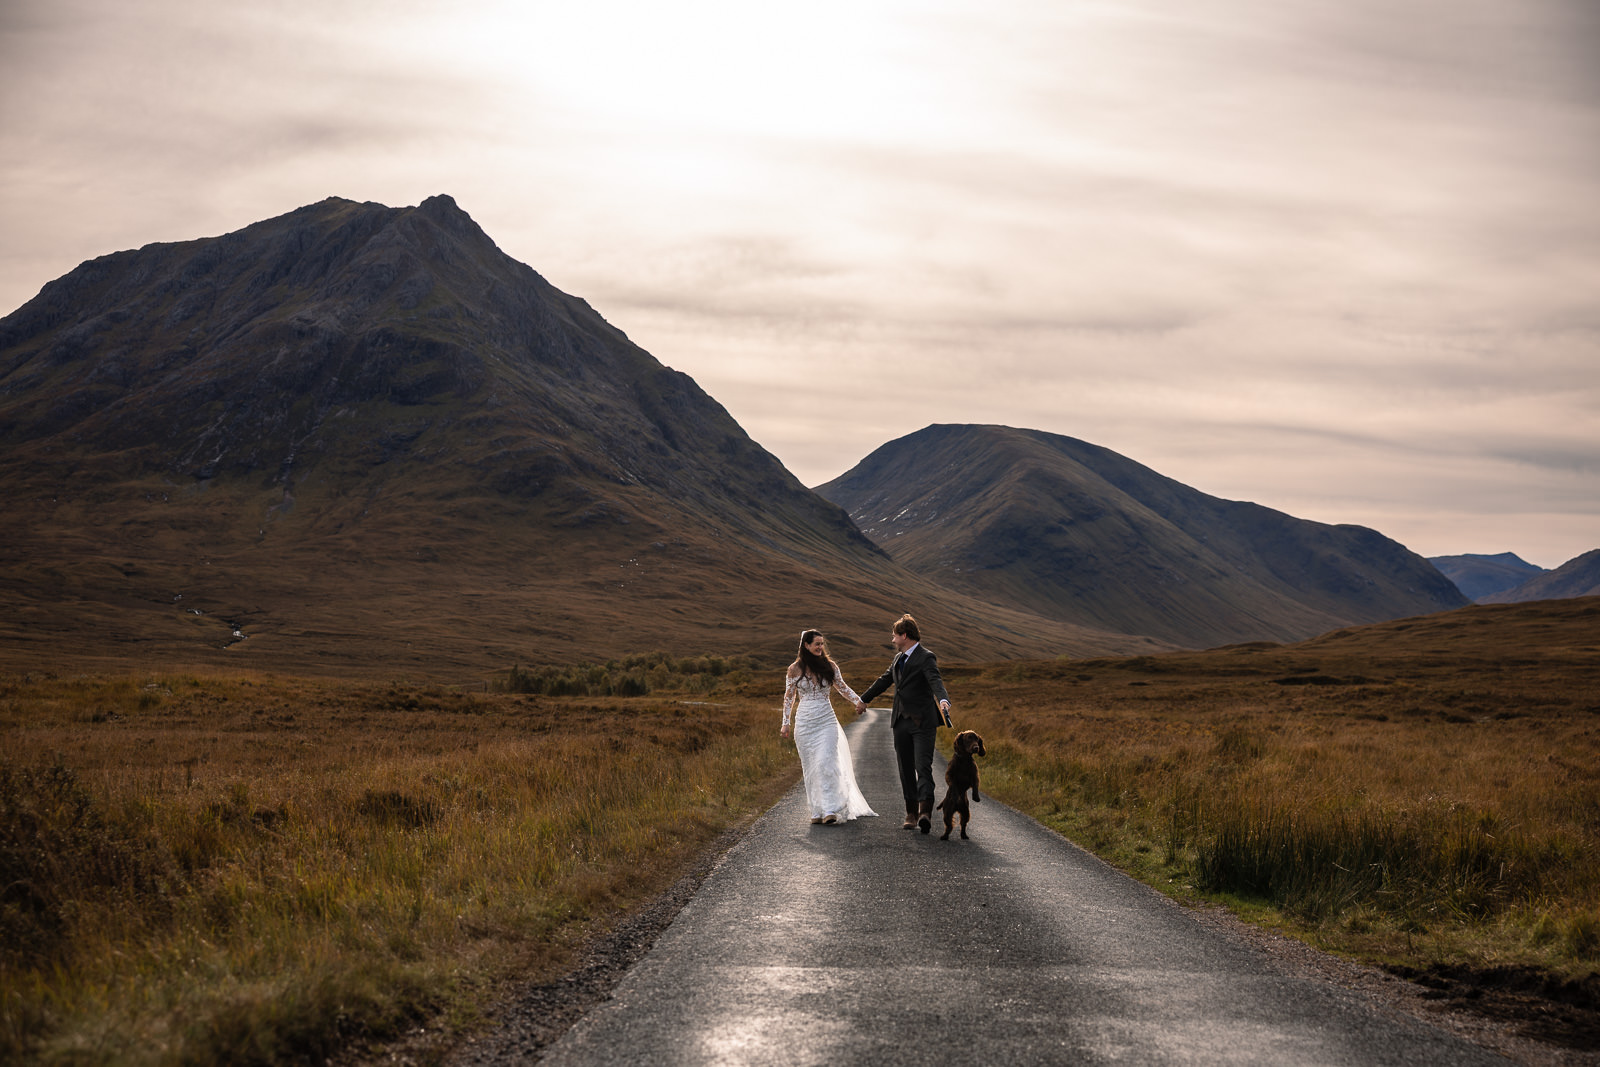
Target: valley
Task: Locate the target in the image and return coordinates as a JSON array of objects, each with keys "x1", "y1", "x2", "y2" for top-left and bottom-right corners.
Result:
[{"x1": 3, "y1": 195, "x2": 1597, "y2": 1063}]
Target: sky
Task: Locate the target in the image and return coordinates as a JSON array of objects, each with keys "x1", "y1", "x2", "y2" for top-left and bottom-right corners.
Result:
[{"x1": 2, "y1": 0, "x2": 1597, "y2": 568}]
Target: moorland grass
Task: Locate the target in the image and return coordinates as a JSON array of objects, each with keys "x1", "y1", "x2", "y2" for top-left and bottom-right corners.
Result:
[
  {"x1": 0, "y1": 666, "x2": 795, "y2": 1064},
  {"x1": 7, "y1": 600, "x2": 1597, "y2": 1061},
  {"x1": 932, "y1": 600, "x2": 1600, "y2": 980}
]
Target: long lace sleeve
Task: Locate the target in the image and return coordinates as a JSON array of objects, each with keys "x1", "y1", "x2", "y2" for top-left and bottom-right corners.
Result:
[
  {"x1": 832, "y1": 671, "x2": 861, "y2": 708},
  {"x1": 782, "y1": 670, "x2": 799, "y2": 726}
]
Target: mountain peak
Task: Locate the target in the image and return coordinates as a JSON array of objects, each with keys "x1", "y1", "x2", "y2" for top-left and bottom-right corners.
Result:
[
  {"x1": 417, "y1": 192, "x2": 460, "y2": 213},
  {"x1": 819, "y1": 423, "x2": 1467, "y2": 648},
  {"x1": 1464, "y1": 551, "x2": 1541, "y2": 570},
  {"x1": 410, "y1": 193, "x2": 489, "y2": 240},
  {"x1": 0, "y1": 195, "x2": 750, "y2": 496},
  {"x1": 1429, "y1": 551, "x2": 1547, "y2": 601},
  {"x1": 1480, "y1": 549, "x2": 1600, "y2": 605}
]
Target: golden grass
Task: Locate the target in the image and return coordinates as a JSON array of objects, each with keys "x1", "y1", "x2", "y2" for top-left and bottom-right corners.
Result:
[
  {"x1": 7, "y1": 598, "x2": 1597, "y2": 1061},
  {"x1": 0, "y1": 667, "x2": 796, "y2": 1064},
  {"x1": 927, "y1": 598, "x2": 1600, "y2": 979}
]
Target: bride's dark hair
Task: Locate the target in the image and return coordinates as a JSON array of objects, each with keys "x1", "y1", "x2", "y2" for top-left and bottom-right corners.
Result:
[{"x1": 795, "y1": 628, "x2": 836, "y2": 687}]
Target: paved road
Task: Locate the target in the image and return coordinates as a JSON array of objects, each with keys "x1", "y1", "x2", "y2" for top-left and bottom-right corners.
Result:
[{"x1": 540, "y1": 709, "x2": 1507, "y2": 1066}]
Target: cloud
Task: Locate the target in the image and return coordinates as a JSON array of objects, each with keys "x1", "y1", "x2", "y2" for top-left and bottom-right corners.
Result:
[{"x1": 0, "y1": 0, "x2": 1595, "y2": 568}]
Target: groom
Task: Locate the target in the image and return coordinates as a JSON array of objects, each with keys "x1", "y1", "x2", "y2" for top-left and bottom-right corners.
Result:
[{"x1": 857, "y1": 614, "x2": 953, "y2": 834}]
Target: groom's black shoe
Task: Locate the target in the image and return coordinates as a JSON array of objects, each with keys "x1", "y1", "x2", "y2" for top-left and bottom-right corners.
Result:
[{"x1": 918, "y1": 800, "x2": 933, "y2": 835}]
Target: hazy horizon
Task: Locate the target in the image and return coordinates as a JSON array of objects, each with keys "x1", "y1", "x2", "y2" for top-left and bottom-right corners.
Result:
[{"x1": 2, "y1": 0, "x2": 1596, "y2": 569}]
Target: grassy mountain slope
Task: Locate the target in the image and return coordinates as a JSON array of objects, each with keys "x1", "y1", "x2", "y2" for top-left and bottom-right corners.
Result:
[
  {"x1": 1429, "y1": 552, "x2": 1547, "y2": 601},
  {"x1": 816, "y1": 423, "x2": 1467, "y2": 648},
  {"x1": 1481, "y1": 549, "x2": 1600, "y2": 604},
  {"x1": 0, "y1": 198, "x2": 1157, "y2": 675}
]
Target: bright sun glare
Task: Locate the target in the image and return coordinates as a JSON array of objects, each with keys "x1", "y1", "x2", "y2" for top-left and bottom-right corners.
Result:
[{"x1": 444, "y1": 1, "x2": 956, "y2": 144}]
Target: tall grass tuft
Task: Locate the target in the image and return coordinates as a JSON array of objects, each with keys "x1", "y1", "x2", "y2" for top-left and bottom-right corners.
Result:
[
  {"x1": 947, "y1": 619, "x2": 1600, "y2": 982},
  {"x1": 0, "y1": 759, "x2": 178, "y2": 968},
  {"x1": 1192, "y1": 798, "x2": 1541, "y2": 923}
]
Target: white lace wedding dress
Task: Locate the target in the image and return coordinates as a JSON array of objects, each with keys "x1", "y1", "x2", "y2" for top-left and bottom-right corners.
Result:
[{"x1": 783, "y1": 670, "x2": 878, "y2": 822}]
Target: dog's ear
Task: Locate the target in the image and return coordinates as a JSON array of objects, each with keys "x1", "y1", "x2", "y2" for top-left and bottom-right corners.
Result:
[{"x1": 974, "y1": 733, "x2": 986, "y2": 756}]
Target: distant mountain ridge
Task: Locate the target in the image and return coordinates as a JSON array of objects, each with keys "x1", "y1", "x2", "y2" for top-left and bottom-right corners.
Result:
[
  {"x1": 0, "y1": 196, "x2": 1155, "y2": 673},
  {"x1": 1481, "y1": 550, "x2": 1600, "y2": 604},
  {"x1": 816, "y1": 424, "x2": 1468, "y2": 648},
  {"x1": 1429, "y1": 552, "x2": 1547, "y2": 601}
]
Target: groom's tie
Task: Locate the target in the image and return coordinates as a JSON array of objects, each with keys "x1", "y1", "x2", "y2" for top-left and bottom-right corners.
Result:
[{"x1": 894, "y1": 651, "x2": 906, "y2": 679}]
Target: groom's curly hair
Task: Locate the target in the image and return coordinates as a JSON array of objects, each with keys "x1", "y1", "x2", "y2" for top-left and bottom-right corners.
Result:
[
  {"x1": 894, "y1": 614, "x2": 921, "y2": 642},
  {"x1": 796, "y1": 629, "x2": 837, "y2": 687}
]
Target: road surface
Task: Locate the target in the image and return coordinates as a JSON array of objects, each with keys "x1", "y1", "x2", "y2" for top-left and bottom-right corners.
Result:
[{"x1": 534, "y1": 708, "x2": 1507, "y2": 1065}]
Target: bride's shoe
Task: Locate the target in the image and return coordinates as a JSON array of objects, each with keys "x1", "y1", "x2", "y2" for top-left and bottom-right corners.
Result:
[
  {"x1": 823, "y1": 813, "x2": 838, "y2": 824},
  {"x1": 810, "y1": 816, "x2": 824, "y2": 824}
]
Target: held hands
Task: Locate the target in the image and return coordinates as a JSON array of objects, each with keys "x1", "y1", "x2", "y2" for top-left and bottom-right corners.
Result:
[{"x1": 854, "y1": 700, "x2": 868, "y2": 714}]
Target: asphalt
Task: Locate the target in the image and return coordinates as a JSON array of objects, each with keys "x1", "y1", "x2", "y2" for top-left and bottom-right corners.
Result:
[{"x1": 536, "y1": 709, "x2": 1510, "y2": 1066}]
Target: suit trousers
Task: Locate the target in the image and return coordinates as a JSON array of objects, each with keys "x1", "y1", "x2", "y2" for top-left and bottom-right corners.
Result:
[{"x1": 893, "y1": 722, "x2": 937, "y2": 811}]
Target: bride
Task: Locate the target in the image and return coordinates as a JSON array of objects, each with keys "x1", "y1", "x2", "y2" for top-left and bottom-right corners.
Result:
[{"x1": 780, "y1": 629, "x2": 878, "y2": 825}]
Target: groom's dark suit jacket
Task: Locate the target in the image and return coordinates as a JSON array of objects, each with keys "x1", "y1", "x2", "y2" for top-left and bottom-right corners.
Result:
[{"x1": 860, "y1": 644, "x2": 950, "y2": 732}]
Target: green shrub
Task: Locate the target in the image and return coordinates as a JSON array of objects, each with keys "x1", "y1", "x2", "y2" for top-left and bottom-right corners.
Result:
[{"x1": 494, "y1": 653, "x2": 763, "y2": 697}]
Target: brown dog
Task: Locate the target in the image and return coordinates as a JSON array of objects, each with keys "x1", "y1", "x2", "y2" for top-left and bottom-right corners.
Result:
[{"x1": 937, "y1": 730, "x2": 985, "y2": 840}]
